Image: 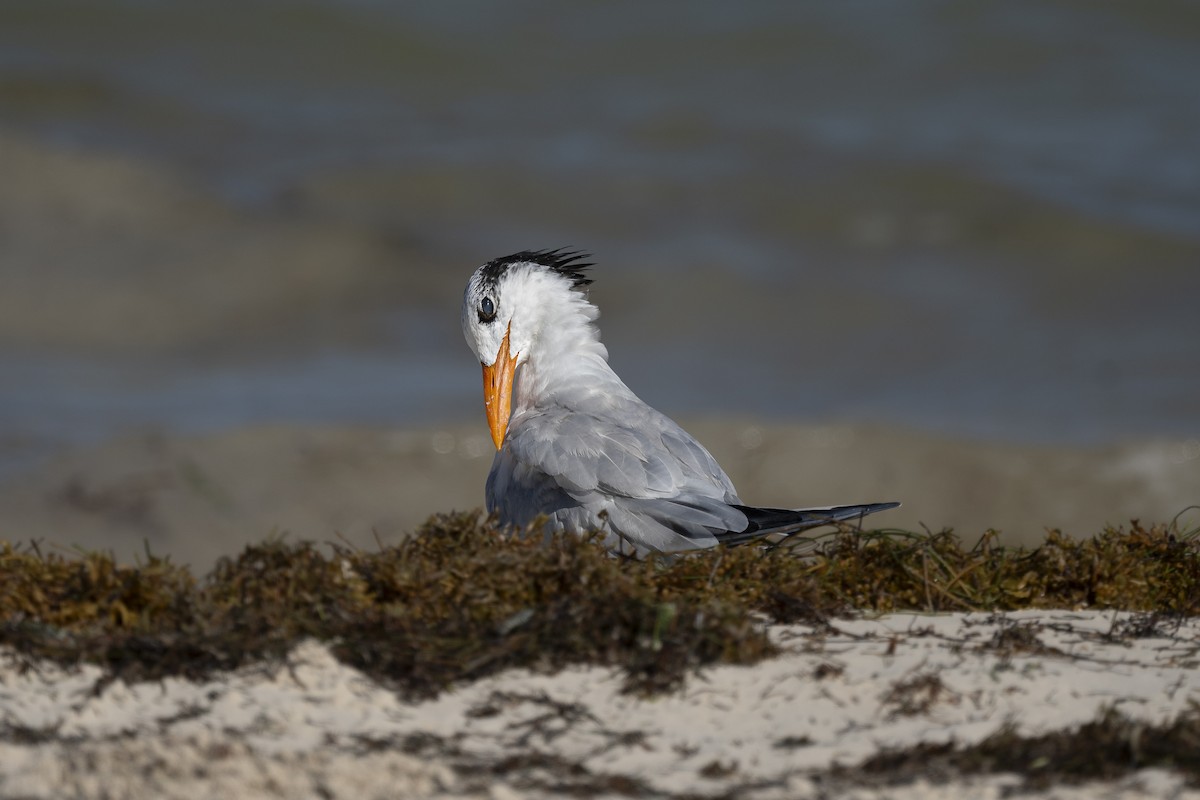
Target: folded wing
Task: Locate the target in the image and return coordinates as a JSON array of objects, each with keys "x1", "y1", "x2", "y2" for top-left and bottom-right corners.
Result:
[{"x1": 491, "y1": 400, "x2": 899, "y2": 553}]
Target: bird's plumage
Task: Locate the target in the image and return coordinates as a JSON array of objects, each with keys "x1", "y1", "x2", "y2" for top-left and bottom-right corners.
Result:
[
  {"x1": 478, "y1": 248, "x2": 594, "y2": 291},
  {"x1": 461, "y1": 250, "x2": 898, "y2": 555}
]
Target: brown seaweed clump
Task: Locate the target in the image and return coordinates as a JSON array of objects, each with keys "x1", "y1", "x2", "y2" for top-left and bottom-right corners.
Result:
[
  {"x1": 853, "y1": 706, "x2": 1200, "y2": 789},
  {"x1": 802, "y1": 522, "x2": 1200, "y2": 613},
  {"x1": 0, "y1": 515, "x2": 1197, "y2": 697}
]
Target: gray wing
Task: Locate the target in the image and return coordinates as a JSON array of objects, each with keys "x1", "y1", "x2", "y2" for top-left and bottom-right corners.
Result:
[{"x1": 488, "y1": 400, "x2": 748, "y2": 553}]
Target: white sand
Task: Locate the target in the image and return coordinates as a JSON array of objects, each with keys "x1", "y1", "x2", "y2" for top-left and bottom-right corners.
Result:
[{"x1": 2, "y1": 611, "x2": 1198, "y2": 799}]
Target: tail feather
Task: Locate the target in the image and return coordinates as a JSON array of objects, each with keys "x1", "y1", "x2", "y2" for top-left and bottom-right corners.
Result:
[{"x1": 717, "y1": 501, "x2": 900, "y2": 546}]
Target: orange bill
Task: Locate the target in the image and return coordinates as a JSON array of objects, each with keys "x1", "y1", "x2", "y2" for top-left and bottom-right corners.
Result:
[{"x1": 482, "y1": 324, "x2": 517, "y2": 449}]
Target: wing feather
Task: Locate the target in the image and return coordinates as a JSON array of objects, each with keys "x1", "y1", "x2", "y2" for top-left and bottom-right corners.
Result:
[{"x1": 492, "y1": 402, "x2": 746, "y2": 547}]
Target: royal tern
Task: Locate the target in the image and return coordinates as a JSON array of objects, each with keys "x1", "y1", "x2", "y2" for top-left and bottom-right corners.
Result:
[{"x1": 461, "y1": 249, "x2": 898, "y2": 555}]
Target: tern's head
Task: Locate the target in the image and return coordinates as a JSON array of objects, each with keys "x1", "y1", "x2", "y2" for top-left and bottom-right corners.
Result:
[{"x1": 462, "y1": 248, "x2": 595, "y2": 448}]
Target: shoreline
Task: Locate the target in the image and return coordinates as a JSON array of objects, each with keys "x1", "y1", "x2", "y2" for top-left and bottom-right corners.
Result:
[{"x1": 0, "y1": 419, "x2": 1196, "y2": 569}]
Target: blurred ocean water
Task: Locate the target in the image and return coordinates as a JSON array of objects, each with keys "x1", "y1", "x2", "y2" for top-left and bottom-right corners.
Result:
[{"x1": 0, "y1": 0, "x2": 1198, "y2": 466}]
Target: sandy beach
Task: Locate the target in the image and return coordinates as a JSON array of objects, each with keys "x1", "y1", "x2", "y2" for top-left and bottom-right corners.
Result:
[
  {"x1": 2, "y1": 12, "x2": 1199, "y2": 795},
  {"x1": 3, "y1": 611, "x2": 1197, "y2": 799}
]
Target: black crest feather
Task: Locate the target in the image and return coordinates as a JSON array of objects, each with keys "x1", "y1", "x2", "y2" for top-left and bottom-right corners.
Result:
[{"x1": 480, "y1": 248, "x2": 594, "y2": 290}]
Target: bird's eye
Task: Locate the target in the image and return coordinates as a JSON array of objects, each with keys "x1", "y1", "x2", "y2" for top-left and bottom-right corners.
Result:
[{"x1": 478, "y1": 296, "x2": 496, "y2": 323}]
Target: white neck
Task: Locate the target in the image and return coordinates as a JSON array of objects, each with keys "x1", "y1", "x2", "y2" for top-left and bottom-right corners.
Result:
[{"x1": 512, "y1": 291, "x2": 632, "y2": 413}]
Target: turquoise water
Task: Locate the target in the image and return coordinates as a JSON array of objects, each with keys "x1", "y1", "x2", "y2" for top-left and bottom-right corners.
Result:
[
  {"x1": 1, "y1": 1, "x2": 1198, "y2": 460},
  {"x1": 4, "y1": 2, "x2": 1196, "y2": 232}
]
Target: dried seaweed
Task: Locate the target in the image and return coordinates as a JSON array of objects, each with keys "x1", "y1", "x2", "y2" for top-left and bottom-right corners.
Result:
[
  {"x1": 853, "y1": 706, "x2": 1200, "y2": 789},
  {"x1": 1, "y1": 516, "x2": 1197, "y2": 697}
]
